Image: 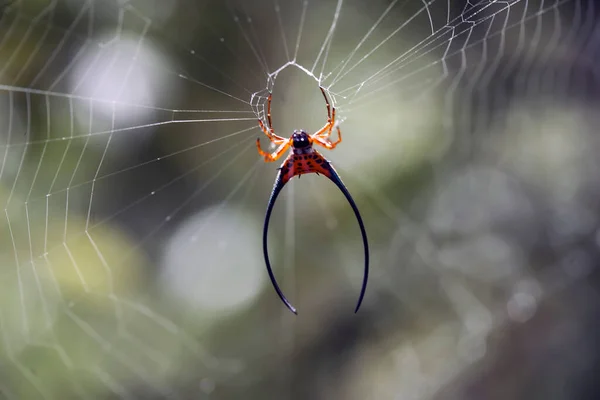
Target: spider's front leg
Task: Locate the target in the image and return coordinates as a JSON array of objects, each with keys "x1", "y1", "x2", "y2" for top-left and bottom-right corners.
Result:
[
  {"x1": 258, "y1": 119, "x2": 287, "y2": 143},
  {"x1": 313, "y1": 87, "x2": 341, "y2": 148},
  {"x1": 256, "y1": 138, "x2": 291, "y2": 162},
  {"x1": 313, "y1": 130, "x2": 342, "y2": 150},
  {"x1": 312, "y1": 120, "x2": 342, "y2": 150},
  {"x1": 322, "y1": 124, "x2": 342, "y2": 148}
]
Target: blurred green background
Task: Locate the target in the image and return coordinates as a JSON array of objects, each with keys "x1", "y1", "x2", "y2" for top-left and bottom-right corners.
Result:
[{"x1": 1, "y1": 0, "x2": 599, "y2": 399}]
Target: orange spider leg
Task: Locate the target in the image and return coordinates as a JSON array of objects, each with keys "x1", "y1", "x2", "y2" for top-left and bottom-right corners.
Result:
[
  {"x1": 312, "y1": 124, "x2": 341, "y2": 149},
  {"x1": 258, "y1": 118, "x2": 287, "y2": 143},
  {"x1": 324, "y1": 119, "x2": 342, "y2": 147},
  {"x1": 312, "y1": 132, "x2": 341, "y2": 150},
  {"x1": 320, "y1": 86, "x2": 331, "y2": 120},
  {"x1": 266, "y1": 93, "x2": 276, "y2": 135},
  {"x1": 316, "y1": 88, "x2": 334, "y2": 140},
  {"x1": 313, "y1": 109, "x2": 341, "y2": 145},
  {"x1": 313, "y1": 87, "x2": 341, "y2": 147},
  {"x1": 258, "y1": 93, "x2": 287, "y2": 144},
  {"x1": 317, "y1": 87, "x2": 334, "y2": 138},
  {"x1": 256, "y1": 138, "x2": 291, "y2": 162}
]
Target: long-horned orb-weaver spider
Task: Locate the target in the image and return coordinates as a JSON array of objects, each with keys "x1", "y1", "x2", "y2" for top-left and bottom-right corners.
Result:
[{"x1": 256, "y1": 87, "x2": 369, "y2": 315}]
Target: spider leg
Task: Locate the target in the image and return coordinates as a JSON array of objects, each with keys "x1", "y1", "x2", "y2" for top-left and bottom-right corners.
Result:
[
  {"x1": 330, "y1": 124, "x2": 342, "y2": 146},
  {"x1": 313, "y1": 87, "x2": 341, "y2": 146},
  {"x1": 320, "y1": 86, "x2": 332, "y2": 119},
  {"x1": 313, "y1": 86, "x2": 335, "y2": 137},
  {"x1": 312, "y1": 129, "x2": 342, "y2": 150},
  {"x1": 319, "y1": 87, "x2": 335, "y2": 138},
  {"x1": 313, "y1": 119, "x2": 341, "y2": 146},
  {"x1": 324, "y1": 108, "x2": 341, "y2": 145},
  {"x1": 313, "y1": 121, "x2": 332, "y2": 138},
  {"x1": 256, "y1": 138, "x2": 291, "y2": 162},
  {"x1": 258, "y1": 118, "x2": 287, "y2": 144},
  {"x1": 257, "y1": 93, "x2": 287, "y2": 144},
  {"x1": 263, "y1": 166, "x2": 298, "y2": 314},
  {"x1": 267, "y1": 93, "x2": 275, "y2": 134}
]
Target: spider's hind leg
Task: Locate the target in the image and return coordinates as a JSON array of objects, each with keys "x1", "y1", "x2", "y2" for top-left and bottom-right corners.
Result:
[
  {"x1": 314, "y1": 87, "x2": 340, "y2": 144},
  {"x1": 320, "y1": 87, "x2": 332, "y2": 121}
]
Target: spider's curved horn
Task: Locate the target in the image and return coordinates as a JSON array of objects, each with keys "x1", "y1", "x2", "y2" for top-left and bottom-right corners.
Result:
[
  {"x1": 263, "y1": 172, "x2": 298, "y2": 314},
  {"x1": 324, "y1": 164, "x2": 369, "y2": 313}
]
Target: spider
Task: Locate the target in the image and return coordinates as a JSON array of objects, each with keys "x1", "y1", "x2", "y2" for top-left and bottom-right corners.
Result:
[{"x1": 257, "y1": 87, "x2": 369, "y2": 315}]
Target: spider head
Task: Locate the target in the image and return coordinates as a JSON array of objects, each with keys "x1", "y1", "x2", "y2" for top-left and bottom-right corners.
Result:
[{"x1": 292, "y1": 130, "x2": 311, "y2": 149}]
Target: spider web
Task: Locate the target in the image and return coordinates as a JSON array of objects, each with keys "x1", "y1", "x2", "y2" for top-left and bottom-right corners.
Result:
[{"x1": 0, "y1": 0, "x2": 598, "y2": 398}]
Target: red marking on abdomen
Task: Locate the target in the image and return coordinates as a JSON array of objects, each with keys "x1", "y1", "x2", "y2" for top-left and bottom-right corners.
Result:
[{"x1": 278, "y1": 151, "x2": 332, "y2": 186}]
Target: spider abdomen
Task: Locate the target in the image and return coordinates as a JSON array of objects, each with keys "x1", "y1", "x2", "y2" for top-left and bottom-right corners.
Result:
[{"x1": 278, "y1": 152, "x2": 332, "y2": 186}]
